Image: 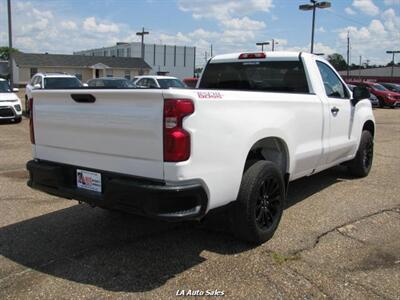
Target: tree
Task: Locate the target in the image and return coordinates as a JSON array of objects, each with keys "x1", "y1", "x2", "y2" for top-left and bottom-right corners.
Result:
[
  {"x1": 327, "y1": 53, "x2": 348, "y2": 71},
  {"x1": 0, "y1": 47, "x2": 19, "y2": 60}
]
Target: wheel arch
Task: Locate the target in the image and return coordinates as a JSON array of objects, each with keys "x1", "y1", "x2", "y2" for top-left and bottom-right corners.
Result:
[
  {"x1": 362, "y1": 120, "x2": 375, "y2": 137},
  {"x1": 244, "y1": 137, "x2": 290, "y2": 184}
]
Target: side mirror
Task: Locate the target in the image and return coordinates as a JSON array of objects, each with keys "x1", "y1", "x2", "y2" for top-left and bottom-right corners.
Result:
[
  {"x1": 33, "y1": 83, "x2": 42, "y2": 89},
  {"x1": 12, "y1": 88, "x2": 19, "y2": 92},
  {"x1": 351, "y1": 86, "x2": 370, "y2": 106},
  {"x1": 82, "y1": 83, "x2": 88, "y2": 87}
]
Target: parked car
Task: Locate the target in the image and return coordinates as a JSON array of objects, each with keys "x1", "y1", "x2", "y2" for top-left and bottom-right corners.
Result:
[
  {"x1": 183, "y1": 77, "x2": 199, "y2": 88},
  {"x1": 25, "y1": 73, "x2": 82, "y2": 115},
  {"x1": 134, "y1": 76, "x2": 187, "y2": 89},
  {"x1": 348, "y1": 81, "x2": 400, "y2": 108},
  {"x1": 27, "y1": 51, "x2": 375, "y2": 244},
  {"x1": 348, "y1": 84, "x2": 379, "y2": 107},
  {"x1": 0, "y1": 78, "x2": 22, "y2": 123},
  {"x1": 378, "y1": 82, "x2": 400, "y2": 93},
  {"x1": 87, "y1": 77, "x2": 136, "y2": 88}
]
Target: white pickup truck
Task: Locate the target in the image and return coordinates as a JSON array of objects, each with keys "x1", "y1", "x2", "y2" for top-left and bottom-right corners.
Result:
[{"x1": 27, "y1": 52, "x2": 375, "y2": 244}]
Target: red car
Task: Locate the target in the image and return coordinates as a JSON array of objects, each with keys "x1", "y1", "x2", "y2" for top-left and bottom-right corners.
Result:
[
  {"x1": 348, "y1": 81, "x2": 400, "y2": 108},
  {"x1": 183, "y1": 77, "x2": 198, "y2": 88}
]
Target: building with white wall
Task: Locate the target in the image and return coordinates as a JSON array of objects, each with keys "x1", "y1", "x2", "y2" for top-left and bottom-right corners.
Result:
[{"x1": 74, "y1": 42, "x2": 196, "y2": 80}]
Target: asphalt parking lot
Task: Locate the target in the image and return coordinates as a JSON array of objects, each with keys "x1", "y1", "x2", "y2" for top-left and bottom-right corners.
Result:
[{"x1": 0, "y1": 108, "x2": 399, "y2": 299}]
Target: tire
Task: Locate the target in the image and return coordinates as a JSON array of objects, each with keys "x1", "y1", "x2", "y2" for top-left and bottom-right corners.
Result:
[
  {"x1": 347, "y1": 131, "x2": 373, "y2": 177},
  {"x1": 231, "y1": 161, "x2": 285, "y2": 244},
  {"x1": 378, "y1": 97, "x2": 385, "y2": 108}
]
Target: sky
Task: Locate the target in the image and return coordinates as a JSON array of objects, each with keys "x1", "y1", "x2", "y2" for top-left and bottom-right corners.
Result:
[{"x1": 0, "y1": 0, "x2": 399, "y2": 67}]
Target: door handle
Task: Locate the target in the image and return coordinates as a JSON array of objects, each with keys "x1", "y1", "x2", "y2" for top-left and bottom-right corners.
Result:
[{"x1": 331, "y1": 107, "x2": 339, "y2": 114}]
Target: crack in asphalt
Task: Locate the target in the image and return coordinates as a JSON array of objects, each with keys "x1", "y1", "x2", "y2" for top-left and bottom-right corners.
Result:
[
  {"x1": 335, "y1": 229, "x2": 367, "y2": 245},
  {"x1": 290, "y1": 206, "x2": 400, "y2": 257},
  {"x1": 286, "y1": 265, "x2": 332, "y2": 299}
]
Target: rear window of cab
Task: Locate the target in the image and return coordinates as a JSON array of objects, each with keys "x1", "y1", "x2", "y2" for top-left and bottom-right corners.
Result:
[{"x1": 199, "y1": 61, "x2": 309, "y2": 94}]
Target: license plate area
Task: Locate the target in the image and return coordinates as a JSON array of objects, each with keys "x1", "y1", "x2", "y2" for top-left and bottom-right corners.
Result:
[{"x1": 76, "y1": 169, "x2": 102, "y2": 193}]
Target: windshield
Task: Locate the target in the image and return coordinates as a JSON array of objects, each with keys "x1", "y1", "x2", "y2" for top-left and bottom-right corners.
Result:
[
  {"x1": 199, "y1": 61, "x2": 309, "y2": 93},
  {"x1": 0, "y1": 81, "x2": 11, "y2": 92},
  {"x1": 372, "y1": 83, "x2": 388, "y2": 91},
  {"x1": 44, "y1": 78, "x2": 82, "y2": 89},
  {"x1": 105, "y1": 79, "x2": 135, "y2": 88},
  {"x1": 158, "y1": 79, "x2": 186, "y2": 89}
]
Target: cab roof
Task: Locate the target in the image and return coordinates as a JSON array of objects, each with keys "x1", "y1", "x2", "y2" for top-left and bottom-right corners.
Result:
[{"x1": 210, "y1": 51, "x2": 314, "y2": 63}]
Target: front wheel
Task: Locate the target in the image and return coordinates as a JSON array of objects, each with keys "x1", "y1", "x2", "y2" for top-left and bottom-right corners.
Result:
[
  {"x1": 25, "y1": 98, "x2": 30, "y2": 116},
  {"x1": 231, "y1": 161, "x2": 285, "y2": 244},
  {"x1": 347, "y1": 131, "x2": 373, "y2": 177},
  {"x1": 378, "y1": 97, "x2": 385, "y2": 108}
]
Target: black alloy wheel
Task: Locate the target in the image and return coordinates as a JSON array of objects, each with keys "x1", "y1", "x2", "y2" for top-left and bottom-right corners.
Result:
[{"x1": 255, "y1": 177, "x2": 281, "y2": 230}]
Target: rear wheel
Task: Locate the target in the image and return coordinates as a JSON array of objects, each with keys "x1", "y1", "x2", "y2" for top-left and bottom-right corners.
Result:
[
  {"x1": 231, "y1": 161, "x2": 285, "y2": 244},
  {"x1": 347, "y1": 131, "x2": 373, "y2": 177}
]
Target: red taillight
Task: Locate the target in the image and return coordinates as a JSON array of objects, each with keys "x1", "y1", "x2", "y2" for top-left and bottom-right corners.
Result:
[
  {"x1": 163, "y1": 99, "x2": 194, "y2": 162},
  {"x1": 29, "y1": 98, "x2": 35, "y2": 144},
  {"x1": 238, "y1": 52, "x2": 266, "y2": 59}
]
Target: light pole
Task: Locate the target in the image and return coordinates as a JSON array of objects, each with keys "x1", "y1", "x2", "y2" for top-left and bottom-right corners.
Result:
[
  {"x1": 299, "y1": 1, "x2": 331, "y2": 53},
  {"x1": 386, "y1": 50, "x2": 400, "y2": 78},
  {"x1": 256, "y1": 42, "x2": 270, "y2": 51},
  {"x1": 136, "y1": 27, "x2": 149, "y2": 75},
  {"x1": 7, "y1": 0, "x2": 13, "y2": 87}
]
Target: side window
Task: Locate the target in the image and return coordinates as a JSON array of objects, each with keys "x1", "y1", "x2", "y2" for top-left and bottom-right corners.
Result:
[
  {"x1": 33, "y1": 76, "x2": 42, "y2": 87},
  {"x1": 140, "y1": 79, "x2": 149, "y2": 87},
  {"x1": 149, "y1": 79, "x2": 158, "y2": 88},
  {"x1": 317, "y1": 61, "x2": 349, "y2": 99},
  {"x1": 30, "y1": 76, "x2": 37, "y2": 85}
]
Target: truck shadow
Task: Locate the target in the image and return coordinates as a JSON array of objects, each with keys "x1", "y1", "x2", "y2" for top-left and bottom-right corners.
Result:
[{"x1": 0, "y1": 166, "x2": 351, "y2": 293}]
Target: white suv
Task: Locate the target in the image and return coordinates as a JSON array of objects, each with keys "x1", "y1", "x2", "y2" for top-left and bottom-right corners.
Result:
[
  {"x1": 134, "y1": 75, "x2": 187, "y2": 89},
  {"x1": 25, "y1": 73, "x2": 82, "y2": 115},
  {"x1": 0, "y1": 78, "x2": 22, "y2": 123}
]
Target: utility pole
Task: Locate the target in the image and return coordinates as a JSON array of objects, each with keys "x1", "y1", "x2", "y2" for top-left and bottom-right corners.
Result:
[
  {"x1": 346, "y1": 31, "x2": 350, "y2": 78},
  {"x1": 204, "y1": 51, "x2": 208, "y2": 63},
  {"x1": 299, "y1": 1, "x2": 331, "y2": 53},
  {"x1": 7, "y1": 0, "x2": 13, "y2": 87},
  {"x1": 272, "y1": 39, "x2": 278, "y2": 51},
  {"x1": 136, "y1": 27, "x2": 149, "y2": 75},
  {"x1": 256, "y1": 42, "x2": 270, "y2": 51},
  {"x1": 386, "y1": 50, "x2": 400, "y2": 78},
  {"x1": 359, "y1": 55, "x2": 362, "y2": 80},
  {"x1": 210, "y1": 44, "x2": 213, "y2": 57}
]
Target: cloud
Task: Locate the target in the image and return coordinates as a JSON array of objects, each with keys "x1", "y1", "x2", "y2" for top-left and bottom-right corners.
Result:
[
  {"x1": 345, "y1": 7, "x2": 356, "y2": 15},
  {"x1": 177, "y1": 0, "x2": 273, "y2": 20},
  {"x1": 383, "y1": 0, "x2": 400, "y2": 5},
  {"x1": 61, "y1": 21, "x2": 78, "y2": 31},
  {"x1": 83, "y1": 17, "x2": 119, "y2": 33},
  {"x1": 352, "y1": 0, "x2": 379, "y2": 16},
  {"x1": 337, "y1": 8, "x2": 400, "y2": 64},
  {"x1": 220, "y1": 17, "x2": 266, "y2": 30}
]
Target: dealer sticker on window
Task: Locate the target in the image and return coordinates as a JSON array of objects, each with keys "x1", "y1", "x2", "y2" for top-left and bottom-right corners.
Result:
[{"x1": 76, "y1": 169, "x2": 102, "y2": 193}]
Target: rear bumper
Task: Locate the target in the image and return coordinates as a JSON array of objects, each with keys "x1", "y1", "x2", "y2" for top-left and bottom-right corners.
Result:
[{"x1": 27, "y1": 160, "x2": 208, "y2": 221}]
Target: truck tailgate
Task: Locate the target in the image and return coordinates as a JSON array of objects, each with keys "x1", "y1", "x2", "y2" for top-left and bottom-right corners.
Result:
[{"x1": 32, "y1": 89, "x2": 165, "y2": 179}]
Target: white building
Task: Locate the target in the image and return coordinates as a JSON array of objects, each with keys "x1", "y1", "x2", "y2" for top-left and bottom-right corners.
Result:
[{"x1": 74, "y1": 42, "x2": 196, "y2": 80}]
